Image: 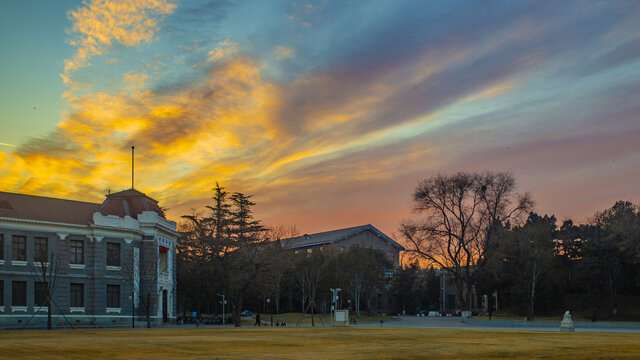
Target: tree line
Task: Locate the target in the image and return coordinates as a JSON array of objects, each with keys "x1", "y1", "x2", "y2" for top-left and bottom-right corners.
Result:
[
  {"x1": 401, "y1": 171, "x2": 640, "y2": 320},
  {"x1": 177, "y1": 183, "x2": 396, "y2": 326}
]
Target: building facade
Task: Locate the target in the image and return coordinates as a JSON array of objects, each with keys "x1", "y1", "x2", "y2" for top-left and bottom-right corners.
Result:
[
  {"x1": 436, "y1": 269, "x2": 484, "y2": 314},
  {"x1": 280, "y1": 224, "x2": 405, "y2": 266},
  {"x1": 0, "y1": 189, "x2": 178, "y2": 328}
]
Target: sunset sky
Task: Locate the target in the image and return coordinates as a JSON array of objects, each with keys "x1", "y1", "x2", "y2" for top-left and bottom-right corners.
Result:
[{"x1": 1, "y1": 0, "x2": 639, "y2": 236}]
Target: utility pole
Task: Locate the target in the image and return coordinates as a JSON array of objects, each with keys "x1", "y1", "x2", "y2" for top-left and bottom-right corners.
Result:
[
  {"x1": 131, "y1": 146, "x2": 135, "y2": 189},
  {"x1": 330, "y1": 288, "x2": 341, "y2": 326},
  {"x1": 130, "y1": 293, "x2": 135, "y2": 328},
  {"x1": 217, "y1": 293, "x2": 226, "y2": 325}
]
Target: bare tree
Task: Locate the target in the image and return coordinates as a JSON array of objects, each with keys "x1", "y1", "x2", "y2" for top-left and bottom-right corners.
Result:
[
  {"x1": 123, "y1": 250, "x2": 159, "y2": 328},
  {"x1": 29, "y1": 252, "x2": 62, "y2": 329},
  {"x1": 400, "y1": 171, "x2": 532, "y2": 310},
  {"x1": 295, "y1": 252, "x2": 325, "y2": 326},
  {"x1": 265, "y1": 225, "x2": 299, "y2": 313}
]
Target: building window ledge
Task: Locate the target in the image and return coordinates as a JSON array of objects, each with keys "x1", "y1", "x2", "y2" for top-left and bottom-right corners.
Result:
[
  {"x1": 34, "y1": 306, "x2": 49, "y2": 312},
  {"x1": 34, "y1": 262, "x2": 49, "y2": 268},
  {"x1": 0, "y1": 306, "x2": 4, "y2": 312},
  {"x1": 11, "y1": 260, "x2": 28, "y2": 266},
  {"x1": 69, "y1": 264, "x2": 86, "y2": 269},
  {"x1": 70, "y1": 307, "x2": 85, "y2": 313},
  {"x1": 0, "y1": 260, "x2": 4, "y2": 265},
  {"x1": 106, "y1": 266, "x2": 122, "y2": 271},
  {"x1": 11, "y1": 306, "x2": 28, "y2": 312},
  {"x1": 106, "y1": 307, "x2": 121, "y2": 314}
]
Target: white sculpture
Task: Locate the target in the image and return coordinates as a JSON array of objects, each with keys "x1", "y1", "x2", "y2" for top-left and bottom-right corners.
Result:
[{"x1": 559, "y1": 311, "x2": 575, "y2": 332}]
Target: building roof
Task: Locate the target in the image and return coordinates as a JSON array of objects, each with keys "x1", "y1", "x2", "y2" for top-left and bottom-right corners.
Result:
[
  {"x1": 0, "y1": 191, "x2": 101, "y2": 225},
  {"x1": 99, "y1": 188, "x2": 166, "y2": 220},
  {"x1": 281, "y1": 224, "x2": 405, "y2": 250},
  {"x1": 0, "y1": 188, "x2": 166, "y2": 225}
]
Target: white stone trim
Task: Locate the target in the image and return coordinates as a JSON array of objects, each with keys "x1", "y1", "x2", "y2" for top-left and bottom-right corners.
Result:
[
  {"x1": 0, "y1": 218, "x2": 144, "y2": 240},
  {"x1": 106, "y1": 266, "x2": 121, "y2": 271},
  {"x1": 34, "y1": 306, "x2": 48, "y2": 312},
  {"x1": 70, "y1": 307, "x2": 85, "y2": 313},
  {"x1": 106, "y1": 307, "x2": 121, "y2": 314},
  {"x1": 0, "y1": 260, "x2": 4, "y2": 265},
  {"x1": 11, "y1": 306, "x2": 28, "y2": 312},
  {"x1": 11, "y1": 260, "x2": 27, "y2": 266},
  {"x1": 34, "y1": 262, "x2": 49, "y2": 267},
  {"x1": 69, "y1": 264, "x2": 86, "y2": 269},
  {"x1": 0, "y1": 306, "x2": 4, "y2": 312}
]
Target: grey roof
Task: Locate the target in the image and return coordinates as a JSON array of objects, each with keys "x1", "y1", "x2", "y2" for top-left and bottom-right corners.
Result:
[
  {"x1": 280, "y1": 224, "x2": 405, "y2": 250},
  {"x1": 0, "y1": 191, "x2": 102, "y2": 225}
]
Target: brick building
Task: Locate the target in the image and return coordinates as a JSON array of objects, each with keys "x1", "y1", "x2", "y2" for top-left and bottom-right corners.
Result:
[{"x1": 0, "y1": 189, "x2": 178, "y2": 328}]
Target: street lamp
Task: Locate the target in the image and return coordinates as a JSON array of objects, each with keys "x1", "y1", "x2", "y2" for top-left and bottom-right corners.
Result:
[
  {"x1": 330, "y1": 288, "x2": 341, "y2": 326},
  {"x1": 217, "y1": 293, "x2": 226, "y2": 325},
  {"x1": 129, "y1": 294, "x2": 134, "y2": 328},
  {"x1": 266, "y1": 298, "x2": 272, "y2": 326}
]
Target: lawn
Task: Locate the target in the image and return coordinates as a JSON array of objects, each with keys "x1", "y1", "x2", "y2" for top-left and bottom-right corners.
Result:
[{"x1": 1, "y1": 327, "x2": 639, "y2": 359}]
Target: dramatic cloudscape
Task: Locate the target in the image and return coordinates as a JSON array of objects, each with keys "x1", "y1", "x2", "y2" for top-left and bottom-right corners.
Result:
[{"x1": 1, "y1": 0, "x2": 639, "y2": 235}]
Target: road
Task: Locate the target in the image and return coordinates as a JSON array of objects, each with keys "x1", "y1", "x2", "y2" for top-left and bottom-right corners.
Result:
[{"x1": 353, "y1": 315, "x2": 640, "y2": 333}]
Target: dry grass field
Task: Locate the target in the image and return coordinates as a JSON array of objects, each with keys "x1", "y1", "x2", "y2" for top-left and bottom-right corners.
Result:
[{"x1": 1, "y1": 327, "x2": 639, "y2": 359}]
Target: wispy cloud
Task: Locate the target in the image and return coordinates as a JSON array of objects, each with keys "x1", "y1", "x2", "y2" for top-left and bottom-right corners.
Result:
[{"x1": 1, "y1": 0, "x2": 639, "y2": 235}]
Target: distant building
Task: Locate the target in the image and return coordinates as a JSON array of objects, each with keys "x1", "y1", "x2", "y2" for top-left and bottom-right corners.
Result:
[
  {"x1": 0, "y1": 189, "x2": 178, "y2": 328},
  {"x1": 436, "y1": 268, "x2": 484, "y2": 314},
  {"x1": 280, "y1": 224, "x2": 405, "y2": 266}
]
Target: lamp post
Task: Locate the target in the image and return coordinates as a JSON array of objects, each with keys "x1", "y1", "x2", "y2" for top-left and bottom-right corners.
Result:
[
  {"x1": 330, "y1": 288, "x2": 341, "y2": 326},
  {"x1": 217, "y1": 293, "x2": 226, "y2": 325},
  {"x1": 129, "y1": 294, "x2": 134, "y2": 328},
  {"x1": 266, "y1": 298, "x2": 272, "y2": 326}
]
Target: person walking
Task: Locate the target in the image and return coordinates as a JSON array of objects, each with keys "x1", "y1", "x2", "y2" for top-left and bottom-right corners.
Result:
[{"x1": 254, "y1": 312, "x2": 261, "y2": 326}]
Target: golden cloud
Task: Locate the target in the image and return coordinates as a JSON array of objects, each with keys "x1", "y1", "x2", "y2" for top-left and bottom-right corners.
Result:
[{"x1": 63, "y1": 0, "x2": 176, "y2": 80}]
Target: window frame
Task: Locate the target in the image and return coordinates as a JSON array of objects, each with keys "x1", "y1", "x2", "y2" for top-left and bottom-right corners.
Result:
[
  {"x1": 12, "y1": 235, "x2": 26, "y2": 261},
  {"x1": 106, "y1": 284, "x2": 120, "y2": 308},
  {"x1": 70, "y1": 283, "x2": 84, "y2": 307},
  {"x1": 34, "y1": 237, "x2": 48, "y2": 263},
  {"x1": 106, "y1": 242, "x2": 121, "y2": 267},
  {"x1": 70, "y1": 240, "x2": 84, "y2": 264},
  {"x1": 12, "y1": 281, "x2": 27, "y2": 306},
  {"x1": 34, "y1": 282, "x2": 48, "y2": 307}
]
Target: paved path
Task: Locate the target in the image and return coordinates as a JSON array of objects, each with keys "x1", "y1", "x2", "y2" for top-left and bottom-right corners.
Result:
[{"x1": 352, "y1": 316, "x2": 640, "y2": 334}]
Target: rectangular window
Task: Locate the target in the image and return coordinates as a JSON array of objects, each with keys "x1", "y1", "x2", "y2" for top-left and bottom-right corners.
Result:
[
  {"x1": 12, "y1": 236, "x2": 26, "y2": 261},
  {"x1": 159, "y1": 251, "x2": 168, "y2": 273},
  {"x1": 34, "y1": 237, "x2": 48, "y2": 263},
  {"x1": 34, "y1": 282, "x2": 48, "y2": 306},
  {"x1": 70, "y1": 283, "x2": 84, "y2": 307},
  {"x1": 447, "y1": 294, "x2": 456, "y2": 310},
  {"x1": 107, "y1": 242, "x2": 121, "y2": 267},
  {"x1": 0, "y1": 280, "x2": 4, "y2": 306},
  {"x1": 107, "y1": 285, "x2": 120, "y2": 308},
  {"x1": 70, "y1": 240, "x2": 84, "y2": 264},
  {"x1": 0, "y1": 234, "x2": 4, "y2": 260},
  {"x1": 12, "y1": 281, "x2": 27, "y2": 306}
]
